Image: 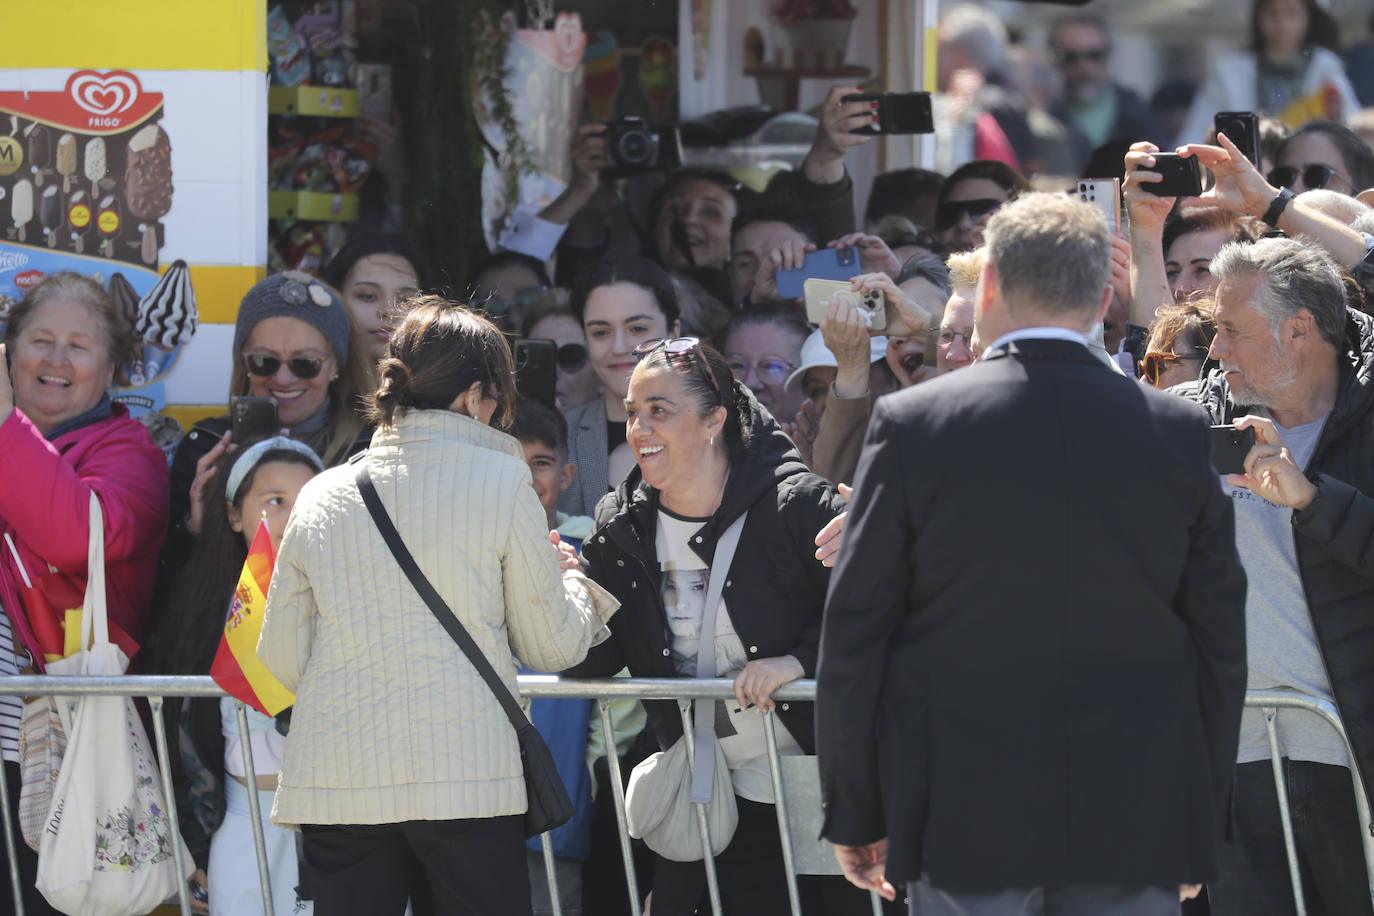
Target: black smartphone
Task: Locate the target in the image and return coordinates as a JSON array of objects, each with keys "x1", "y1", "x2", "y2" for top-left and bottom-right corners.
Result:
[
  {"x1": 230, "y1": 396, "x2": 279, "y2": 443},
  {"x1": 513, "y1": 338, "x2": 557, "y2": 409},
  {"x1": 1142, "y1": 153, "x2": 1203, "y2": 198},
  {"x1": 1210, "y1": 424, "x2": 1256, "y2": 476},
  {"x1": 843, "y1": 92, "x2": 935, "y2": 136},
  {"x1": 1214, "y1": 111, "x2": 1261, "y2": 168}
]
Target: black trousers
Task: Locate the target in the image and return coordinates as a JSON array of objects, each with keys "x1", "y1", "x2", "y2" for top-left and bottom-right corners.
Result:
[
  {"x1": 301, "y1": 815, "x2": 531, "y2": 916},
  {"x1": 0, "y1": 762, "x2": 60, "y2": 916},
  {"x1": 1210, "y1": 760, "x2": 1373, "y2": 916}
]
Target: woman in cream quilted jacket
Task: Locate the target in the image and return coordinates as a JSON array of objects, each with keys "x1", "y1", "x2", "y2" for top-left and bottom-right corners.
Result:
[{"x1": 258, "y1": 299, "x2": 618, "y2": 916}]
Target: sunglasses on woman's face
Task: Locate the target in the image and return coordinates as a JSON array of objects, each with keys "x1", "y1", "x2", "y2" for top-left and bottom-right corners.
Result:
[
  {"x1": 556, "y1": 342, "x2": 588, "y2": 372},
  {"x1": 1267, "y1": 163, "x2": 1339, "y2": 191},
  {"x1": 934, "y1": 198, "x2": 1005, "y2": 232},
  {"x1": 632, "y1": 336, "x2": 722, "y2": 399},
  {"x1": 244, "y1": 353, "x2": 326, "y2": 379},
  {"x1": 1138, "y1": 350, "x2": 1203, "y2": 386}
]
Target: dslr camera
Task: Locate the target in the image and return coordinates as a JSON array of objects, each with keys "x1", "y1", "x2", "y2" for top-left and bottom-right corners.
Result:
[{"x1": 602, "y1": 116, "x2": 682, "y2": 179}]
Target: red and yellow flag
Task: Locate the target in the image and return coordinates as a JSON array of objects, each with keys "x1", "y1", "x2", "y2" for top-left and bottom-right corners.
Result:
[{"x1": 210, "y1": 520, "x2": 294, "y2": 716}]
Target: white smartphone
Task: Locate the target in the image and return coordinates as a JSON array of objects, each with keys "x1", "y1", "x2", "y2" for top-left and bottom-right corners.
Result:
[
  {"x1": 1077, "y1": 178, "x2": 1121, "y2": 233},
  {"x1": 803, "y1": 278, "x2": 886, "y2": 331}
]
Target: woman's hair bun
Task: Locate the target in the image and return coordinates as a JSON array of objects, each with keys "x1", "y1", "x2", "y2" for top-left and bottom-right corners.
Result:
[{"x1": 375, "y1": 359, "x2": 412, "y2": 401}]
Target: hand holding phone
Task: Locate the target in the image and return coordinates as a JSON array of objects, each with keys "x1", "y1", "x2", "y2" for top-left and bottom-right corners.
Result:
[
  {"x1": 842, "y1": 92, "x2": 935, "y2": 136},
  {"x1": 1209, "y1": 424, "x2": 1256, "y2": 476},
  {"x1": 777, "y1": 247, "x2": 859, "y2": 300},
  {"x1": 230, "y1": 396, "x2": 278, "y2": 443},
  {"x1": 1142, "y1": 153, "x2": 1203, "y2": 198},
  {"x1": 804, "y1": 278, "x2": 886, "y2": 330}
]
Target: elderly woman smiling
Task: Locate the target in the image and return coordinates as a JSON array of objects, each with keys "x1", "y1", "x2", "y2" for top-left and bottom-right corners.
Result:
[{"x1": 0, "y1": 271, "x2": 168, "y2": 910}]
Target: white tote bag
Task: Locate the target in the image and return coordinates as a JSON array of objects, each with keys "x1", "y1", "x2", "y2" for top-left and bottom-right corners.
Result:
[{"x1": 35, "y1": 493, "x2": 192, "y2": 916}]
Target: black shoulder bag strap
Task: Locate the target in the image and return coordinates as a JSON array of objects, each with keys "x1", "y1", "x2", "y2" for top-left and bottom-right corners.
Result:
[{"x1": 354, "y1": 460, "x2": 572, "y2": 835}]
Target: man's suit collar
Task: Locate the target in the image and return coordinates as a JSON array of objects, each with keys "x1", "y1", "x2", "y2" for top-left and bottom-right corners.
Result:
[{"x1": 981, "y1": 336, "x2": 1109, "y2": 369}]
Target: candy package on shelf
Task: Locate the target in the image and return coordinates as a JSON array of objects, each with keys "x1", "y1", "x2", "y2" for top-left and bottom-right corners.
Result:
[
  {"x1": 268, "y1": 6, "x2": 311, "y2": 86},
  {"x1": 268, "y1": 126, "x2": 375, "y2": 193}
]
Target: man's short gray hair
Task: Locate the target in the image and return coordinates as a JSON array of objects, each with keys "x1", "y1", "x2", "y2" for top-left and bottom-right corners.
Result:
[
  {"x1": 1209, "y1": 237, "x2": 1347, "y2": 346},
  {"x1": 1295, "y1": 189, "x2": 1371, "y2": 227},
  {"x1": 939, "y1": 4, "x2": 1008, "y2": 75},
  {"x1": 983, "y1": 193, "x2": 1112, "y2": 319}
]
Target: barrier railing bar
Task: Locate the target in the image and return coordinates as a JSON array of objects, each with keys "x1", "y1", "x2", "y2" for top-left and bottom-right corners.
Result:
[
  {"x1": 679, "y1": 699, "x2": 723, "y2": 916},
  {"x1": 233, "y1": 700, "x2": 275, "y2": 916},
  {"x1": 539, "y1": 830, "x2": 561, "y2": 916},
  {"x1": 597, "y1": 697, "x2": 642, "y2": 916},
  {"x1": 0, "y1": 724, "x2": 24, "y2": 916},
  {"x1": 148, "y1": 696, "x2": 193, "y2": 916},
  {"x1": 762, "y1": 710, "x2": 803, "y2": 916},
  {"x1": 3, "y1": 678, "x2": 1364, "y2": 916}
]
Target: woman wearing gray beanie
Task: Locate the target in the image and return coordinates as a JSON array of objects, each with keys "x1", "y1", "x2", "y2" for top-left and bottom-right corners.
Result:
[{"x1": 158, "y1": 272, "x2": 375, "y2": 618}]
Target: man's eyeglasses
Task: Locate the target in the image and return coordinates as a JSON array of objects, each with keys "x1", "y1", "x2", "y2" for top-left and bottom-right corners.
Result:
[
  {"x1": 632, "y1": 336, "x2": 723, "y2": 400},
  {"x1": 938, "y1": 328, "x2": 975, "y2": 348},
  {"x1": 244, "y1": 353, "x2": 326, "y2": 379},
  {"x1": 1138, "y1": 350, "x2": 1205, "y2": 386},
  {"x1": 726, "y1": 358, "x2": 796, "y2": 386},
  {"x1": 1055, "y1": 47, "x2": 1109, "y2": 66},
  {"x1": 1267, "y1": 163, "x2": 1340, "y2": 192},
  {"x1": 556, "y1": 342, "x2": 588, "y2": 372},
  {"x1": 935, "y1": 198, "x2": 1005, "y2": 232}
]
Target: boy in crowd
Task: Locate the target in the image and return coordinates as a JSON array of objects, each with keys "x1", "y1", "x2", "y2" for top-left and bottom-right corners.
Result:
[{"x1": 512, "y1": 398, "x2": 593, "y2": 549}]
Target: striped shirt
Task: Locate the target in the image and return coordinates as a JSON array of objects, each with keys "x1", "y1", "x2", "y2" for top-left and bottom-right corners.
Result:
[{"x1": 0, "y1": 603, "x2": 21, "y2": 762}]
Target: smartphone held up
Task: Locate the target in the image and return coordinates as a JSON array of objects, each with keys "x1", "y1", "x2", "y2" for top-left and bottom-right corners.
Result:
[{"x1": 843, "y1": 92, "x2": 935, "y2": 136}]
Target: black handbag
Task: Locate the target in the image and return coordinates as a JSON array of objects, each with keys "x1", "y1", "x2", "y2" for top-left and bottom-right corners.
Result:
[{"x1": 354, "y1": 462, "x2": 574, "y2": 838}]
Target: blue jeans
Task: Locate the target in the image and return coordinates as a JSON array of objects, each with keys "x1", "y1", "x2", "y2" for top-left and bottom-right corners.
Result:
[{"x1": 1210, "y1": 759, "x2": 1374, "y2": 916}]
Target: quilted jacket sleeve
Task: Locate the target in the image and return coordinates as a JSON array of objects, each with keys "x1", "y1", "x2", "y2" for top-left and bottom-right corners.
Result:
[
  {"x1": 258, "y1": 497, "x2": 319, "y2": 694},
  {"x1": 502, "y1": 473, "x2": 618, "y2": 673}
]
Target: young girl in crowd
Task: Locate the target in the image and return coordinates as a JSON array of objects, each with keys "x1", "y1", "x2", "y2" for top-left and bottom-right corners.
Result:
[{"x1": 156, "y1": 436, "x2": 324, "y2": 915}]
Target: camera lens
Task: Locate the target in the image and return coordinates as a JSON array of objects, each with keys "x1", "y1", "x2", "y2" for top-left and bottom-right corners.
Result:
[{"x1": 617, "y1": 130, "x2": 650, "y2": 165}]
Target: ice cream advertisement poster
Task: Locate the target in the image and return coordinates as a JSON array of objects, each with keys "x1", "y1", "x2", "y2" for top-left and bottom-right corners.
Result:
[{"x1": 0, "y1": 70, "x2": 197, "y2": 434}]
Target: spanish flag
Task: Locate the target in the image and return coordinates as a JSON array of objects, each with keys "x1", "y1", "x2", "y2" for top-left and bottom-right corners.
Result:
[{"x1": 210, "y1": 519, "x2": 294, "y2": 717}]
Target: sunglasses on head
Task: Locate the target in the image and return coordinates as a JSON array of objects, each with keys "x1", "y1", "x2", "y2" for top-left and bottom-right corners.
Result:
[
  {"x1": 1056, "y1": 47, "x2": 1108, "y2": 66},
  {"x1": 557, "y1": 342, "x2": 588, "y2": 372},
  {"x1": 1138, "y1": 350, "x2": 1205, "y2": 386},
  {"x1": 244, "y1": 353, "x2": 326, "y2": 379},
  {"x1": 632, "y1": 336, "x2": 723, "y2": 400},
  {"x1": 935, "y1": 198, "x2": 1005, "y2": 232},
  {"x1": 1267, "y1": 163, "x2": 1340, "y2": 191}
]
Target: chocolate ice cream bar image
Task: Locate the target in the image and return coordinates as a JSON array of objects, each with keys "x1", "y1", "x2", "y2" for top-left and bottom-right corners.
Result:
[
  {"x1": 84, "y1": 137, "x2": 106, "y2": 197},
  {"x1": 108, "y1": 272, "x2": 140, "y2": 333},
  {"x1": 124, "y1": 124, "x2": 173, "y2": 265},
  {"x1": 25, "y1": 123, "x2": 51, "y2": 188},
  {"x1": 96, "y1": 194, "x2": 120, "y2": 258},
  {"x1": 41, "y1": 185, "x2": 61, "y2": 249},
  {"x1": 11, "y1": 179, "x2": 33, "y2": 243},
  {"x1": 56, "y1": 133, "x2": 76, "y2": 193},
  {"x1": 136, "y1": 259, "x2": 197, "y2": 379}
]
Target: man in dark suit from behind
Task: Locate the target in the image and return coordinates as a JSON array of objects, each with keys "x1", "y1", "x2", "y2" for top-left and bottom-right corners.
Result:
[{"x1": 815, "y1": 192, "x2": 1248, "y2": 916}]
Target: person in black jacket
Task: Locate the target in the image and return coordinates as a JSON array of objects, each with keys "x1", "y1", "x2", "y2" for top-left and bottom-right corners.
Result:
[
  {"x1": 566, "y1": 339, "x2": 883, "y2": 915},
  {"x1": 1172, "y1": 235, "x2": 1374, "y2": 915},
  {"x1": 817, "y1": 193, "x2": 1248, "y2": 915}
]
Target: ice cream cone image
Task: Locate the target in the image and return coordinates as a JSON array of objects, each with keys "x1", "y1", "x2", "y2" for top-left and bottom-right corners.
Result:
[
  {"x1": 84, "y1": 137, "x2": 106, "y2": 198},
  {"x1": 56, "y1": 133, "x2": 76, "y2": 194},
  {"x1": 12, "y1": 179, "x2": 33, "y2": 243},
  {"x1": 134, "y1": 260, "x2": 197, "y2": 381}
]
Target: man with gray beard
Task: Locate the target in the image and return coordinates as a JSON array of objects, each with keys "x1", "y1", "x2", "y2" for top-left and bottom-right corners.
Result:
[{"x1": 1174, "y1": 236, "x2": 1374, "y2": 915}]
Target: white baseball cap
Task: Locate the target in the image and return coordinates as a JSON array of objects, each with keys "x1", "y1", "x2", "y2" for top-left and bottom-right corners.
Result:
[{"x1": 784, "y1": 328, "x2": 889, "y2": 392}]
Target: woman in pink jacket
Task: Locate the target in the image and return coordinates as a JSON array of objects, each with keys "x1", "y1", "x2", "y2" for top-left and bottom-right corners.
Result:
[{"x1": 0, "y1": 272, "x2": 169, "y2": 914}]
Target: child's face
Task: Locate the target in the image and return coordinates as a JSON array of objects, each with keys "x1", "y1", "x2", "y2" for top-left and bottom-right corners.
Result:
[
  {"x1": 228, "y1": 460, "x2": 318, "y2": 551},
  {"x1": 521, "y1": 438, "x2": 575, "y2": 529}
]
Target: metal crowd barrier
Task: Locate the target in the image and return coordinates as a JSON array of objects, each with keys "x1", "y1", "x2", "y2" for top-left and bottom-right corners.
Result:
[
  {"x1": 1243, "y1": 689, "x2": 1374, "y2": 916},
  {"x1": 0, "y1": 677, "x2": 1365, "y2": 916}
]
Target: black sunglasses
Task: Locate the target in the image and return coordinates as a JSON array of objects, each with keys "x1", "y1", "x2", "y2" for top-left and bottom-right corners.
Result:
[
  {"x1": 632, "y1": 336, "x2": 723, "y2": 400},
  {"x1": 244, "y1": 353, "x2": 326, "y2": 379},
  {"x1": 935, "y1": 198, "x2": 1005, "y2": 232},
  {"x1": 556, "y1": 342, "x2": 588, "y2": 372},
  {"x1": 1267, "y1": 163, "x2": 1339, "y2": 191},
  {"x1": 1056, "y1": 47, "x2": 1109, "y2": 66}
]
